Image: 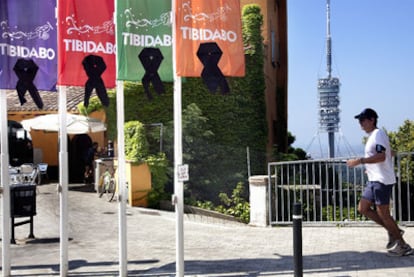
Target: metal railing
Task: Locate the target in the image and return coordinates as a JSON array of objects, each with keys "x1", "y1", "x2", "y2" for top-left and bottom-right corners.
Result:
[
  {"x1": 395, "y1": 152, "x2": 414, "y2": 224},
  {"x1": 268, "y1": 153, "x2": 414, "y2": 226}
]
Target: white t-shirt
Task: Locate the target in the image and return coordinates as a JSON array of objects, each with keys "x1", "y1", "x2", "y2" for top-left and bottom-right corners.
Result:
[{"x1": 364, "y1": 128, "x2": 396, "y2": 185}]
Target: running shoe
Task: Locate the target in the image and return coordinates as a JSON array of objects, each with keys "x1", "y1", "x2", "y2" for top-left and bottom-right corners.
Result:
[
  {"x1": 387, "y1": 229, "x2": 405, "y2": 249},
  {"x1": 387, "y1": 241, "x2": 413, "y2": 257}
]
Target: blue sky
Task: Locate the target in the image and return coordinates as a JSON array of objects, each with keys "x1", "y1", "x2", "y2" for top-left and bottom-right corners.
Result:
[{"x1": 287, "y1": 0, "x2": 414, "y2": 158}]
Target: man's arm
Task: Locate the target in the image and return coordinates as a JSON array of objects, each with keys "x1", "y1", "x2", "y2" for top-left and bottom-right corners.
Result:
[{"x1": 346, "y1": 144, "x2": 386, "y2": 167}]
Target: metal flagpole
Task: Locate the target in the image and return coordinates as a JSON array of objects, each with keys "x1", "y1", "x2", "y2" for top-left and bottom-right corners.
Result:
[
  {"x1": 116, "y1": 80, "x2": 128, "y2": 276},
  {"x1": 58, "y1": 85, "x2": 69, "y2": 276},
  {"x1": 173, "y1": 78, "x2": 184, "y2": 277},
  {"x1": 56, "y1": 1, "x2": 69, "y2": 274},
  {"x1": 1, "y1": 89, "x2": 11, "y2": 276},
  {"x1": 172, "y1": 0, "x2": 184, "y2": 275},
  {"x1": 115, "y1": 2, "x2": 128, "y2": 275}
]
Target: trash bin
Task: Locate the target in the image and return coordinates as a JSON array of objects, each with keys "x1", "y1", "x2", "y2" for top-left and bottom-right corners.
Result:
[{"x1": 10, "y1": 184, "x2": 37, "y2": 244}]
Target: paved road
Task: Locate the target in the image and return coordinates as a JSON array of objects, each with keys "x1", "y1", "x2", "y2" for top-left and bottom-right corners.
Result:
[{"x1": 1, "y1": 183, "x2": 414, "y2": 276}]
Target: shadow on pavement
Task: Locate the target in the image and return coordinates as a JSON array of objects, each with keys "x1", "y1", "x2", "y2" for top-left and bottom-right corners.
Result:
[
  {"x1": 2, "y1": 250, "x2": 414, "y2": 276},
  {"x1": 25, "y1": 237, "x2": 73, "y2": 244},
  {"x1": 138, "y1": 251, "x2": 414, "y2": 276},
  {"x1": 69, "y1": 183, "x2": 96, "y2": 193},
  {"x1": 3, "y1": 259, "x2": 160, "y2": 277}
]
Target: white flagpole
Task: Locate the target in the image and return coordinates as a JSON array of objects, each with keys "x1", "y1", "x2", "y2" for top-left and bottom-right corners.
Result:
[
  {"x1": 172, "y1": 0, "x2": 184, "y2": 276},
  {"x1": 58, "y1": 85, "x2": 69, "y2": 276},
  {"x1": 114, "y1": 3, "x2": 128, "y2": 275},
  {"x1": 55, "y1": 2, "x2": 68, "y2": 275},
  {"x1": 116, "y1": 81, "x2": 128, "y2": 276},
  {"x1": 1, "y1": 89, "x2": 11, "y2": 277}
]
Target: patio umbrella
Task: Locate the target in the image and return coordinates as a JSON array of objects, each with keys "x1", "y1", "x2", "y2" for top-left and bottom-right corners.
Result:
[{"x1": 21, "y1": 113, "x2": 107, "y2": 134}]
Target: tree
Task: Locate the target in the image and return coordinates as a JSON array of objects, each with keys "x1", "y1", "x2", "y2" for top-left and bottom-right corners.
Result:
[
  {"x1": 272, "y1": 131, "x2": 308, "y2": 161},
  {"x1": 163, "y1": 103, "x2": 219, "y2": 201},
  {"x1": 389, "y1": 120, "x2": 414, "y2": 183},
  {"x1": 389, "y1": 120, "x2": 414, "y2": 152}
]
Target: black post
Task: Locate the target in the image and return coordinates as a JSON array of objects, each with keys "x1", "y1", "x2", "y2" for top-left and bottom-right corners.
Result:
[{"x1": 293, "y1": 202, "x2": 303, "y2": 277}]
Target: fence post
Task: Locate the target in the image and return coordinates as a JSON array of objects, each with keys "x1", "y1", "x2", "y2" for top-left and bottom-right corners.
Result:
[
  {"x1": 248, "y1": 175, "x2": 269, "y2": 227},
  {"x1": 293, "y1": 202, "x2": 303, "y2": 277}
]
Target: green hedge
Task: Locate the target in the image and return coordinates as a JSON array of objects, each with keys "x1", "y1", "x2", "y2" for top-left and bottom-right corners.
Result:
[{"x1": 105, "y1": 4, "x2": 267, "y2": 203}]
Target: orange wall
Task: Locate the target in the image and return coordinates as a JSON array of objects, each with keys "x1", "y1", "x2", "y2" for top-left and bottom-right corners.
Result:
[
  {"x1": 8, "y1": 111, "x2": 106, "y2": 166},
  {"x1": 241, "y1": 0, "x2": 288, "y2": 154}
]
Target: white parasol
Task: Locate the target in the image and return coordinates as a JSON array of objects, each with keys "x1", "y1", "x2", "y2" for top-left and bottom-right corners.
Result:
[{"x1": 21, "y1": 113, "x2": 107, "y2": 134}]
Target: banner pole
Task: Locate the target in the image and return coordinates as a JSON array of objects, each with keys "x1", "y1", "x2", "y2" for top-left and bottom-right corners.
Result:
[
  {"x1": 116, "y1": 80, "x2": 128, "y2": 276},
  {"x1": 174, "y1": 77, "x2": 184, "y2": 277},
  {"x1": 1, "y1": 89, "x2": 11, "y2": 277},
  {"x1": 114, "y1": 0, "x2": 128, "y2": 274},
  {"x1": 58, "y1": 85, "x2": 69, "y2": 276},
  {"x1": 172, "y1": 0, "x2": 185, "y2": 275}
]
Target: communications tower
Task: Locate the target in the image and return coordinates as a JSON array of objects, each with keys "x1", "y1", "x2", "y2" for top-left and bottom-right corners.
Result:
[{"x1": 317, "y1": 0, "x2": 340, "y2": 158}]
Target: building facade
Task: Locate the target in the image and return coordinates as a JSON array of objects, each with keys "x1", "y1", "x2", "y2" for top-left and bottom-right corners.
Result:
[{"x1": 241, "y1": 0, "x2": 288, "y2": 156}]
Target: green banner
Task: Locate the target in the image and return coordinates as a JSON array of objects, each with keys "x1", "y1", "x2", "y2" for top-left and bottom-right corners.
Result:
[{"x1": 116, "y1": 0, "x2": 172, "y2": 82}]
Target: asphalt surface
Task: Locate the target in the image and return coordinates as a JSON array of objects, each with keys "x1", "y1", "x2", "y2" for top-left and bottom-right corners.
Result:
[{"x1": 1, "y1": 182, "x2": 414, "y2": 276}]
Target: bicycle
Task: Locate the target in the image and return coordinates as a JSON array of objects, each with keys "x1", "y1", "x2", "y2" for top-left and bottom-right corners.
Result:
[{"x1": 98, "y1": 163, "x2": 117, "y2": 202}]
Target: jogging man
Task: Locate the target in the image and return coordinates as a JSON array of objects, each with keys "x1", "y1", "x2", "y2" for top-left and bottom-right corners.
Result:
[{"x1": 347, "y1": 108, "x2": 412, "y2": 256}]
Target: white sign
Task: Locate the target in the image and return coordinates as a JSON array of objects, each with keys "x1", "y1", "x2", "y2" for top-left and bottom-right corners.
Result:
[{"x1": 177, "y1": 164, "x2": 189, "y2": 182}]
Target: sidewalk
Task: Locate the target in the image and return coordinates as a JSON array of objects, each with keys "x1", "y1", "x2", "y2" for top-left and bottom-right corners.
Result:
[{"x1": 1, "y1": 183, "x2": 414, "y2": 276}]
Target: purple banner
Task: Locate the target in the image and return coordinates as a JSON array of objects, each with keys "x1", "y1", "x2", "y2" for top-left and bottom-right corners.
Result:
[{"x1": 0, "y1": 0, "x2": 57, "y2": 91}]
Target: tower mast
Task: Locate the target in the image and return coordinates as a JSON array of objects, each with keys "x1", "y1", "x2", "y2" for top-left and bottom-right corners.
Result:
[
  {"x1": 326, "y1": 0, "x2": 332, "y2": 79},
  {"x1": 318, "y1": 0, "x2": 340, "y2": 158}
]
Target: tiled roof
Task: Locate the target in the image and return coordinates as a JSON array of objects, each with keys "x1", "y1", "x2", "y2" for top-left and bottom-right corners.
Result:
[{"x1": 6, "y1": 86, "x2": 85, "y2": 113}]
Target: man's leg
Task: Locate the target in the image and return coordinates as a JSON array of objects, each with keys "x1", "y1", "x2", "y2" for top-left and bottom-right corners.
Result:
[
  {"x1": 358, "y1": 198, "x2": 385, "y2": 227},
  {"x1": 377, "y1": 204, "x2": 404, "y2": 242}
]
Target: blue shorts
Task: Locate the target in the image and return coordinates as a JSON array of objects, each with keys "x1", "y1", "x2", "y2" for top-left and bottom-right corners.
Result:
[{"x1": 362, "y1": 181, "x2": 394, "y2": 206}]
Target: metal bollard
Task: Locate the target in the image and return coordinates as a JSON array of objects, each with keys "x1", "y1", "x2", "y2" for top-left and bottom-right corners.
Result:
[{"x1": 293, "y1": 202, "x2": 303, "y2": 277}]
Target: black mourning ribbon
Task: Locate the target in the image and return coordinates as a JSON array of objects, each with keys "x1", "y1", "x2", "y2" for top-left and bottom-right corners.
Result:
[
  {"x1": 13, "y1": 58, "x2": 44, "y2": 109},
  {"x1": 197, "y1": 42, "x2": 230, "y2": 94},
  {"x1": 82, "y1": 54, "x2": 109, "y2": 107},
  {"x1": 138, "y1": 47, "x2": 165, "y2": 100}
]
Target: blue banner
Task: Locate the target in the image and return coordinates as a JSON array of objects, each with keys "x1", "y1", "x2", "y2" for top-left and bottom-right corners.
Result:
[{"x1": 0, "y1": 0, "x2": 57, "y2": 90}]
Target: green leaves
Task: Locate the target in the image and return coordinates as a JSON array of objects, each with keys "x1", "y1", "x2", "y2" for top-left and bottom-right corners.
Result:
[
  {"x1": 105, "y1": 4, "x2": 268, "y2": 207},
  {"x1": 77, "y1": 96, "x2": 103, "y2": 116},
  {"x1": 388, "y1": 120, "x2": 414, "y2": 183},
  {"x1": 124, "y1": 121, "x2": 149, "y2": 163},
  {"x1": 389, "y1": 120, "x2": 414, "y2": 152}
]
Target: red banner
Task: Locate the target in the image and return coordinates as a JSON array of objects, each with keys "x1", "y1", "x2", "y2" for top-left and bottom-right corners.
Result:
[
  {"x1": 57, "y1": 0, "x2": 115, "y2": 88},
  {"x1": 175, "y1": 0, "x2": 245, "y2": 77}
]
